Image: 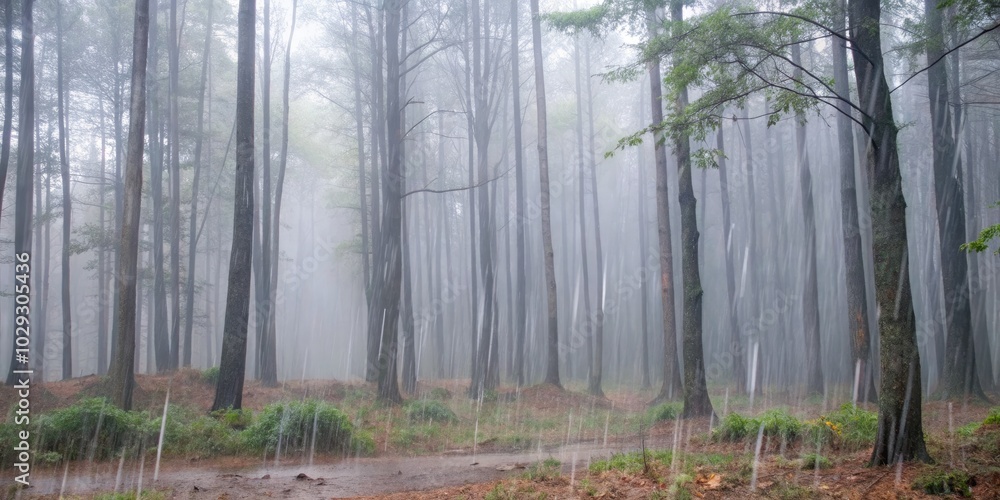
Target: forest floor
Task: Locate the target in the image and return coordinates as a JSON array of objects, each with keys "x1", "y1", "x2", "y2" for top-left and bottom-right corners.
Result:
[{"x1": 1, "y1": 370, "x2": 999, "y2": 499}]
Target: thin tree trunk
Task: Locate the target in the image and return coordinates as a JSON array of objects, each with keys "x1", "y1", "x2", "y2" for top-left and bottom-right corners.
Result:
[
  {"x1": 98, "y1": 98, "x2": 109, "y2": 375},
  {"x1": 672, "y1": 0, "x2": 713, "y2": 418},
  {"x1": 510, "y1": 0, "x2": 528, "y2": 386},
  {"x1": 716, "y1": 121, "x2": 744, "y2": 393},
  {"x1": 167, "y1": 0, "x2": 181, "y2": 370},
  {"x1": 792, "y1": 44, "x2": 824, "y2": 396},
  {"x1": 637, "y1": 80, "x2": 651, "y2": 390},
  {"x1": 530, "y1": 0, "x2": 560, "y2": 388},
  {"x1": 147, "y1": 0, "x2": 169, "y2": 373},
  {"x1": 257, "y1": 0, "x2": 277, "y2": 386},
  {"x1": 56, "y1": 0, "x2": 72, "y2": 379},
  {"x1": 107, "y1": 0, "x2": 149, "y2": 409},
  {"x1": 184, "y1": 0, "x2": 213, "y2": 368},
  {"x1": 648, "y1": 9, "x2": 681, "y2": 402},
  {"x1": 572, "y1": 34, "x2": 594, "y2": 396},
  {"x1": 833, "y1": 0, "x2": 875, "y2": 403},
  {"x1": 212, "y1": 0, "x2": 256, "y2": 411}
]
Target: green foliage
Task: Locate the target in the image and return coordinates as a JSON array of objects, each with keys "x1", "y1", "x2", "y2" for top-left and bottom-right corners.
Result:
[
  {"x1": 956, "y1": 422, "x2": 981, "y2": 438},
  {"x1": 242, "y1": 400, "x2": 373, "y2": 456},
  {"x1": 589, "y1": 450, "x2": 671, "y2": 474},
  {"x1": 544, "y1": 5, "x2": 611, "y2": 37},
  {"x1": 799, "y1": 452, "x2": 831, "y2": 469},
  {"x1": 984, "y1": 407, "x2": 1000, "y2": 425},
  {"x1": 211, "y1": 407, "x2": 253, "y2": 430},
  {"x1": 962, "y1": 202, "x2": 1000, "y2": 254},
  {"x1": 913, "y1": 470, "x2": 973, "y2": 497},
  {"x1": 428, "y1": 387, "x2": 452, "y2": 401},
  {"x1": 36, "y1": 398, "x2": 153, "y2": 461},
  {"x1": 162, "y1": 409, "x2": 244, "y2": 457},
  {"x1": 404, "y1": 400, "x2": 458, "y2": 424},
  {"x1": 804, "y1": 403, "x2": 878, "y2": 450},
  {"x1": 646, "y1": 402, "x2": 683, "y2": 424},
  {"x1": 714, "y1": 408, "x2": 802, "y2": 441},
  {"x1": 201, "y1": 366, "x2": 220, "y2": 384}
]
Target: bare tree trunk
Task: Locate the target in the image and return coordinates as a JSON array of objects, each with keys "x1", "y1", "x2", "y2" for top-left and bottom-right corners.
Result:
[
  {"x1": 257, "y1": 0, "x2": 277, "y2": 386},
  {"x1": 351, "y1": 3, "x2": 370, "y2": 302},
  {"x1": 364, "y1": 3, "x2": 383, "y2": 382},
  {"x1": 167, "y1": 0, "x2": 181, "y2": 370},
  {"x1": 510, "y1": 0, "x2": 528, "y2": 386},
  {"x1": 671, "y1": 0, "x2": 713, "y2": 418},
  {"x1": 98, "y1": 98, "x2": 109, "y2": 375},
  {"x1": 850, "y1": 0, "x2": 930, "y2": 465},
  {"x1": 147, "y1": 0, "x2": 169, "y2": 373},
  {"x1": 832, "y1": 0, "x2": 875, "y2": 403},
  {"x1": 648, "y1": 10, "x2": 681, "y2": 402},
  {"x1": 107, "y1": 0, "x2": 149, "y2": 409},
  {"x1": 572, "y1": 33, "x2": 594, "y2": 396},
  {"x1": 716, "y1": 121, "x2": 743, "y2": 393},
  {"x1": 463, "y1": 7, "x2": 480, "y2": 382},
  {"x1": 530, "y1": 0, "x2": 560, "y2": 388},
  {"x1": 636, "y1": 80, "x2": 651, "y2": 390},
  {"x1": 582, "y1": 40, "x2": 606, "y2": 398},
  {"x1": 373, "y1": 0, "x2": 403, "y2": 404},
  {"x1": 56, "y1": 0, "x2": 72, "y2": 379},
  {"x1": 212, "y1": 0, "x2": 256, "y2": 411},
  {"x1": 792, "y1": 44, "x2": 824, "y2": 396},
  {"x1": 400, "y1": 0, "x2": 416, "y2": 396}
]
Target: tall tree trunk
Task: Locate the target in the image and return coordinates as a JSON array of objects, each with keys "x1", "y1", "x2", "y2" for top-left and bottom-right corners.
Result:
[
  {"x1": 212, "y1": 0, "x2": 256, "y2": 411},
  {"x1": 850, "y1": 0, "x2": 930, "y2": 465},
  {"x1": 351, "y1": 3, "x2": 370, "y2": 302},
  {"x1": 98, "y1": 98, "x2": 109, "y2": 375},
  {"x1": 470, "y1": 0, "x2": 499, "y2": 399},
  {"x1": 572, "y1": 33, "x2": 594, "y2": 397},
  {"x1": 464, "y1": 7, "x2": 480, "y2": 382},
  {"x1": 147, "y1": 0, "x2": 169, "y2": 373},
  {"x1": 716, "y1": 121, "x2": 743, "y2": 392},
  {"x1": 107, "y1": 0, "x2": 149, "y2": 409},
  {"x1": 637, "y1": 80, "x2": 651, "y2": 390},
  {"x1": 649, "y1": 10, "x2": 681, "y2": 403},
  {"x1": 266, "y1": 0, "x2": 296, "y2": 389},
  {"x1": 792, "y1": 44, "x2": 824, "y2": 396},
  {"x1": 373, "y1": 0, "x2": 403, "y2": 404},
  {"x1": 184, "y1": 0, "x2": 213, "y2": 368},
  {"x1": 925, "y1": 0, "x2": 980, "y2": 400},
  {"x1": 400, "y1": 0, "x2": 416, "y2": 396},
  {"x1": 672, "y1": 0, "x2": 713, "y2": 418},
  {"x1": 510, "y1": 0, "x2": 528, "y2": 386},
  {"x1": 56, "y1": 0, "x2": 72, "y2": 380},
  {"x1": 6, "y1": 0, "x2": 32, "y2": 386},
  {"x1": 167, "y1": 0, "x2": 181, "y2": 370},
  {"x1": 530, "y1": 0, "x2": 560, "y2": 388},
  {"x1": 833, "y1": 0, "x2": 875, "y2": 403},
  {"x1": 364, "y1": 3, "x2": 383, "y2": 382},
  {"x1": 257, "y1": 0, "x2": 277, "y2": 386}
]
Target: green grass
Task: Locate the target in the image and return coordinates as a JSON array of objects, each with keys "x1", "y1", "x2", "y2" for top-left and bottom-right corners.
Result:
[
  {"x1": 36, "y1": 398, "x2": 155, "y2": 461},
  {"x1": 913, "y1": 470, "x2": 973, "y2": 497},
  {"x1": 404, "y1": 400, "x2": 458, "y2": 424},
  {"x1": 201, "y1": 366, "x2": 220, "y2": 385},
  {"x1": 804, "y1": 403, "x2": 878, "y2": 450},
  {"x1": 714, "y1": 408, "x2": 801, "y2": 441},
  {"x1": 799, "y1": 452, "x2": 831, "y2": 469},
  {"x1": 522, "y1": 458, "x2": 561, "y2": 480},
  {"x1": 589, "y1": 450, "x2": 671, "y2": 474},
  {"x1": 242, "y1": 399, "x2": 373, "y2": 455},
  {"x1": 646, "y1": 402, "x2": 682, "y2": 424},
  {"x1": 983, "y1": 407, "x2": 1000, "y2": 426}
]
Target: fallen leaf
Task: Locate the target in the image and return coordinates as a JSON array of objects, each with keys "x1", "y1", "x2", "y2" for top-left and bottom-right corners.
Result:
[{"x1": 696, "y1": 473, "x2": 722, "y2": 489}]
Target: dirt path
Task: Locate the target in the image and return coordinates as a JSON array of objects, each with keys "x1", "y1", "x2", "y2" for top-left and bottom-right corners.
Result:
[{"x1": 20, "y1": 438, "x2": 670, "y2": 499}]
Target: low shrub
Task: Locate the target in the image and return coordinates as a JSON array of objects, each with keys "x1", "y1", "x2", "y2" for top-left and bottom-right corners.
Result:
[
  {"x1": 242, "y1": 399, "x2": 373, "y2": 456},
  {"x1": 913, "y1": 470, "x2": 974, "y2": 497},
  {"x1": 36, "y1": 398, "x2": 153, "y2": 461},
  {"x1": 405, "y1": 400, "x2": 458, "y2": 424},
  {"x1": 428, "y1": 387, "x2": 452, "y2": 401},
  {"x1": 201, "y1": 366, "x2": 220, "y2": 385},
  {"x1": 211, "y1": 407, "x2": 253, "y2": 429},
  {"x1": 983, "y1": 407, "x2": 1000, "y2": 426},
  {"x1": 804, "y1": 403, "x2": 877, "y2": 450},
  {"x1": 799, "y1": 452, "x2": 831, "y2": 470},
  {"x1": 646, "y1": 402, "x2": 682, "y2": 424},
  {"x1": 589, "y1": 450, "x2": 671, "y2": 474}
]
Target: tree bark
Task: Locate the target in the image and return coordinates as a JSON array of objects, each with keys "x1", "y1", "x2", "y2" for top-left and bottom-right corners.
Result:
[
  {"x1": 147, "y1": 0, "x2": 168, "y2": 373},
  {"x1": 530, "y1": 0, "x2": 560, "y2": 388},
  {"x1": 373, "y1": 0, "x2": 403, "y2": 404},
  {"x1": 792, "y1": 44, "x2": 824, "y2": 396},
  {"x1": 510, "y1": 0, "x2": 528, "y2": 387},
  {"x1": 256, "y1": 0, "x2": 277, "y2": 387},
  {"x1": 672, "y1": 0, "x2": 713, "y2": 418},
  {"x1": 107, "y1": 0, "x2": 149, "y2": 409},
  {"x1": 716, "y1": 120, "x2": 744, "y2": 393},
  {"x1": 55, "y1": 0, "x2": 73, "y2": 380},
  {"x1": 833, "y1": 0, "x2": 875, "y2": 403},
  {"x1": 850, "y1": 0, "x2": 931, "y2": 465},
  {"x1": 212, "y1": 0, "x2": 256, "y2": 411}
]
